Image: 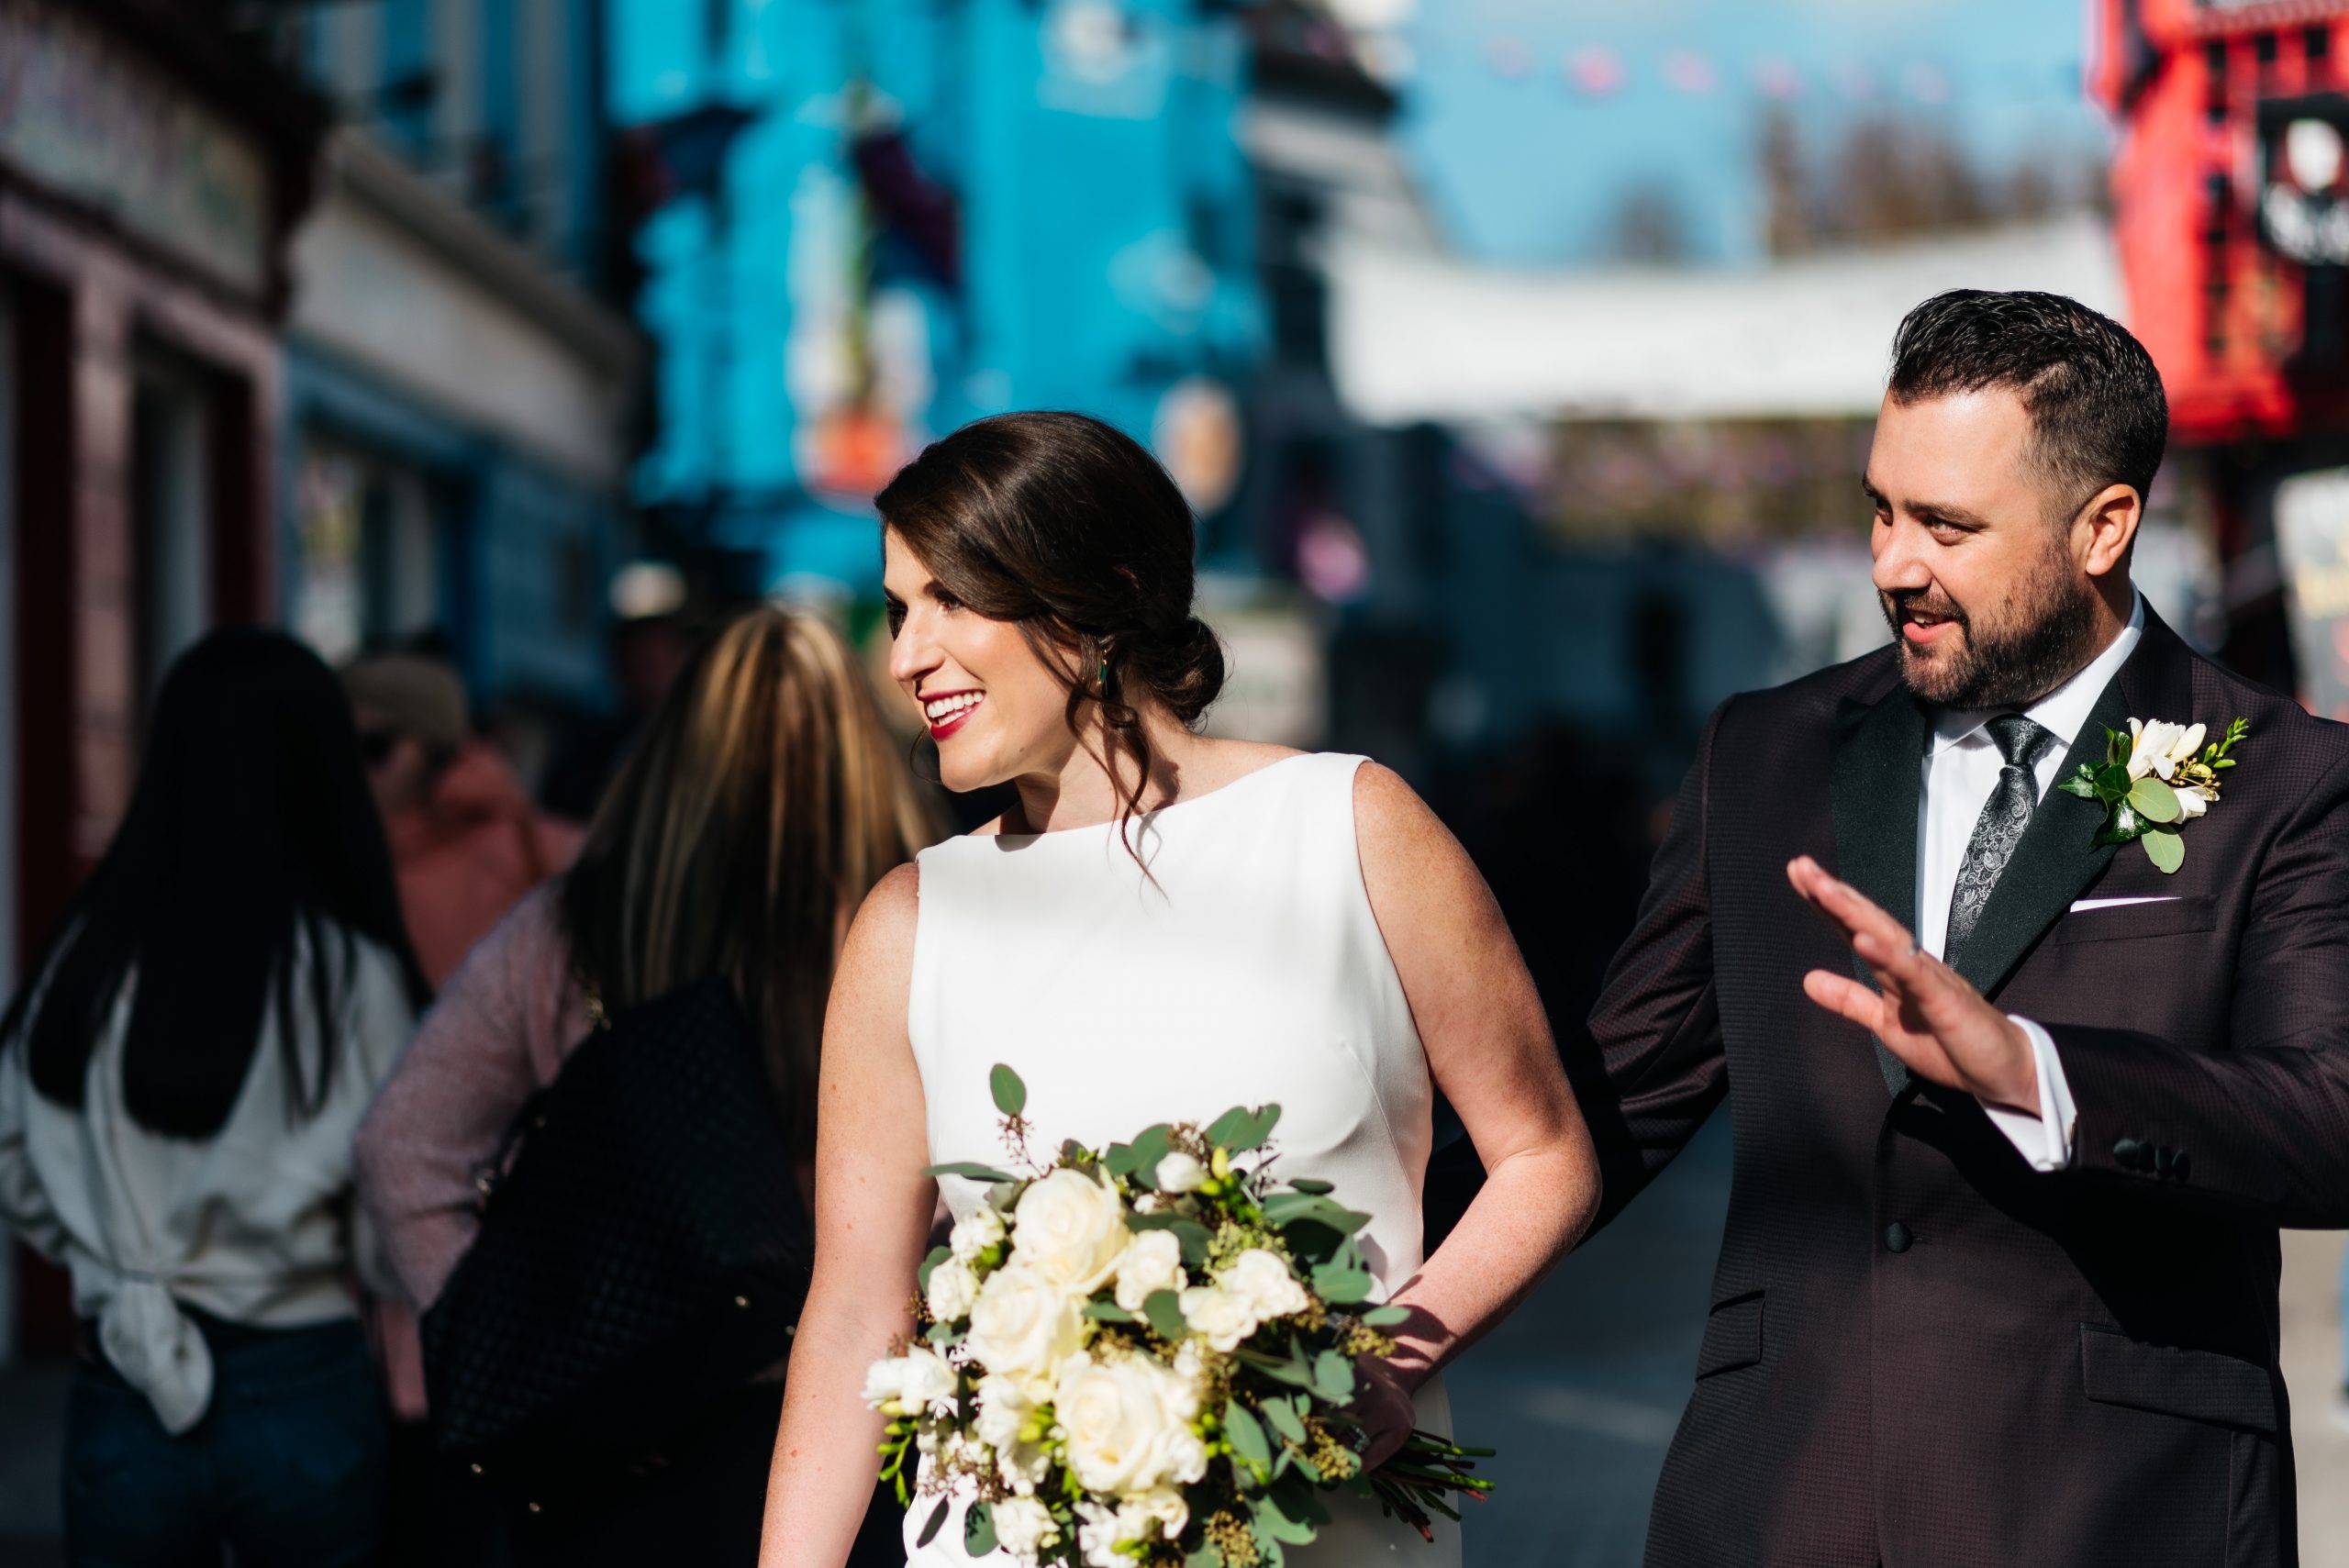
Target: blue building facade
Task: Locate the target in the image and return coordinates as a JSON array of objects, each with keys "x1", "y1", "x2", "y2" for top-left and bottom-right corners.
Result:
[
  {"x1": 612, "y1": 0, "x2": 1264, "y2": 594},
  {"x1": 272, "y1": 1, "x2": 640, "y2": 732}
]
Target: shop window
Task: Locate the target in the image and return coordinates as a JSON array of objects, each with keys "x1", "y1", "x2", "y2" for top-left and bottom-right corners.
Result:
[
  {"x1": 294, "y1": 443, "x2": 441, "y2": 662},
  {"x1": 130, "y1": 355, "x2": 216, "y2": 717}
]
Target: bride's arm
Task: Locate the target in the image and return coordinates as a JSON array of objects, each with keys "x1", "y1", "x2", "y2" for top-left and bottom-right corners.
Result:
[
  {"x1": 762, "y1": 864, "x2": 936, "y2": 1566},
  {"x1": 1351, "y1": 762, "x2": 1601, "y2": 1456}
]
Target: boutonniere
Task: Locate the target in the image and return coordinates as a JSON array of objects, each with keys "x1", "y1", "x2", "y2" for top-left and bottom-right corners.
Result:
[{"x1": 2058, "y1": 717, "x2": 2249, "y2": 873}]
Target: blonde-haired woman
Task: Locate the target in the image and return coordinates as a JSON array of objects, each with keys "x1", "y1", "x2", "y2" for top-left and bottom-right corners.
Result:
[{"x1": 358, "y1": 606, "x2": 938, "y2": 1568}]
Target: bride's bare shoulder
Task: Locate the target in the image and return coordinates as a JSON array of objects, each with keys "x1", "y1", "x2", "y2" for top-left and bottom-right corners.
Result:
[{"x1": 1180, "y1": 739, "x2": 1308, "y2": 795}]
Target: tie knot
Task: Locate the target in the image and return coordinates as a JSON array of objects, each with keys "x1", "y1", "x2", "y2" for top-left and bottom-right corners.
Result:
[{"x1": 1986, "y1": 712, "x2": 2055, "y2": 770}]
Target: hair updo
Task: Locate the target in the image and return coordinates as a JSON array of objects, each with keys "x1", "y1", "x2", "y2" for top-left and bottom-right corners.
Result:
[{"x1": 876, "y1": 411, "x2": 1227, "y2": 826}]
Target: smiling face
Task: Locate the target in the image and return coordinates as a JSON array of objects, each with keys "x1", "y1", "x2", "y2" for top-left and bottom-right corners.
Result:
[
  {"x1": 883, "y1": 528, "x2": 1084, "y2": 793},
  {"x1": 1865, "y1": 386, "x2": 2111, "y2": 710}
]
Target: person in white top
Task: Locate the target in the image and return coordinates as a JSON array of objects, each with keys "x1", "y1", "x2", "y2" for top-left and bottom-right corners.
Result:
[
  {"x1": 760, "y1": 412, "x2": 1602, "y2": 1567},
  {"x1": 0, "y1": 628, "x2": 428, "y2": 1568}
]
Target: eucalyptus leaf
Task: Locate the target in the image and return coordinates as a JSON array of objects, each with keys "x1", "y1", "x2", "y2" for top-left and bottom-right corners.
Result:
[
  {"x1": 916, "y1": 1497, "x2": 950, "y2": 1549},
  {"x1": 1227, "y1": 1403, "x2": 1273, "y2": 1474},
  {"x1": 989, "y1": 1064, "x2": 1026, "y2": 1118},
  {"x1": 1360, "y1": 1305, "x2": 1411, "y2": 1328},
  {"x1": 1283, "y1": 1178, "x2": 1334, "y2": 1195},
  {"x1": 1264, "y1": 1396, "x2": 1309, "y2": 1445},
  {"x1": 2143, "y1": 828, "x2": 2185, "y2": 874},
  {"x1": 964, "y1": 1501, "x2": 996, "y2": 1556},
  {"x1": 2127, "y1": 774, "x2": 2181, "y2": 824},
  {"x1": 922, "y1": 1162, "x2": 1019, "y2": 1184},
  {"x1": 1311, "y1": 1263, "x2": 1374, "y2": 1305},
  {"x1": 1102, "y1": 1142, "x2": 1138, "y2": 1178},
  {"x1": 918, "y1": 1245, "x2": 950, "y2": 1296},
  {"x1": 1311, "y1": 1350, "x2": 1356, "y2": 1403},
  {"x1": 1128, "y1": 1126, "x2": 1173, "y2": 1186},
  {"x1": 1256, "y1": 1491, "x2": 1318, "y2": 1544},
  {"x1": 1085, "y1": 1300, "x2": 1137, "y2": 1323},
  {"x1": 1143, "y1": 1289, "x2": 1189, "y2": 1341},
  {"x1": 1185, "y1": 1547, "x2": 1224, "y2": 1568}
]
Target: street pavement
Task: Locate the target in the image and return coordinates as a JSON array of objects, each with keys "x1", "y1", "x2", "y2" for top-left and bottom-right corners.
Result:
[{"x1": 1, "y1": 1118, "x2": 2345, "y2": 1566}]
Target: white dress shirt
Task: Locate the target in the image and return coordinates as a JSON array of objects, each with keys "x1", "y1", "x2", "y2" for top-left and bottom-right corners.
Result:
[{"x1": 1917, "y1": 594, "x2": 2143, "y2": 1171}]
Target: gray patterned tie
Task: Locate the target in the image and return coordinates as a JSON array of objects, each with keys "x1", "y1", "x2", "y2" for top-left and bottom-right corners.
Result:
[{"x1": 1943, "y1": 713, "x2": 2059, "y2": 966}]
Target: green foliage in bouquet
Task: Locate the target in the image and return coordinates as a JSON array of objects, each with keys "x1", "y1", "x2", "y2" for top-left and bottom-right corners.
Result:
[{"x1": 866, "y1": 1067, "x2": 1493, "y2": 1567}]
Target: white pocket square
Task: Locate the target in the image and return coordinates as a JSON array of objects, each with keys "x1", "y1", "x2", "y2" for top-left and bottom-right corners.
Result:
[{"x1": 2067, "y1": 895, "x2": 2181, "y2": 912}]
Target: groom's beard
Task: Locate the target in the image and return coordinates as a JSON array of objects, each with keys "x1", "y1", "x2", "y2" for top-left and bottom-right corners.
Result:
[{"x1": 1882, "y1": 551, "x2": 2103, "y2": 712}]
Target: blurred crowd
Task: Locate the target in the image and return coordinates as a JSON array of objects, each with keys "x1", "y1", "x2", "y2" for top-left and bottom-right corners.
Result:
[{"x1": 0, "y1": 608, "x2": 932, "y2": 1568}]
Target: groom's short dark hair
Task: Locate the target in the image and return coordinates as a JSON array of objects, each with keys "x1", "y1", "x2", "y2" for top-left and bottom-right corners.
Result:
[{"x1": 1887, "y1": 289, "x2": 2168, "y2": 512}]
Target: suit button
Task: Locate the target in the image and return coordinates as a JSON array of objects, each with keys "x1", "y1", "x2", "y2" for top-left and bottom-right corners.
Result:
[
  {"x1": 2113, "y1": 1138, "x2": 2146, "y2": 1171},
  {"x1": 2171, "y1": 1151, "x2": 2191, "y2": 1183},
  {"x1": 2154, "y1": 1146, "x2": 2176, "y2": 1177},
  {"x1": 1884, "y1": 1222, "x2": 1913, "y2": 1253}
]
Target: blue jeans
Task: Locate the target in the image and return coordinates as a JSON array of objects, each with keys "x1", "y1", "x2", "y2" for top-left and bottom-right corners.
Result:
[{"x1": 64, "y1": 1313, "x2": 388, "y2": 1568}]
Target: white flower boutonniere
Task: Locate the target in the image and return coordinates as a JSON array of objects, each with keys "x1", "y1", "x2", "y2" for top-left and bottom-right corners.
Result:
[{"x1": 2058, "y1": 716, "x2": 2250, "y2": 873}]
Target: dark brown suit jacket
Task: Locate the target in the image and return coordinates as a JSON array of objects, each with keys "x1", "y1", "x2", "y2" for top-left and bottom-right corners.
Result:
[{"x1": 1582, "y1": 609, "x2": 2349, "y2": 1567}]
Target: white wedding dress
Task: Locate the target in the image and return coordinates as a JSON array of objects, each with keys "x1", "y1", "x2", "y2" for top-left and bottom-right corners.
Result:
[{"x1": 904, "y1": 751, "x2": 1459, "y2": 1567}]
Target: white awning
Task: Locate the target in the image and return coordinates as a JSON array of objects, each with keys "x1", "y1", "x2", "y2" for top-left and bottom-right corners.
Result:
[{"x1": 1326, "y1": 216, "x2": 2125, "y2": 427}]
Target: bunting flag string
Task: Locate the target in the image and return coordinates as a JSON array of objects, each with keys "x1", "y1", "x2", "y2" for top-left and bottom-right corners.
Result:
[{"x1": 1447, "y1": 39, "x2": 2082, "y2": 106}]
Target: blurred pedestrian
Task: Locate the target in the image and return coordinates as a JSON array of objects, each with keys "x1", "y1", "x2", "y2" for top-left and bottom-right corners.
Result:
[
  {"x1": 343, "y1": 651, "x2": 584, "y2": 989},
  {"x1": 0, "y1": 628, "x2": 430, "y2": 1568},
  {"x1": 356, "y1": 606, "x2": 937, "y2": 1568},
  {"x1": 537, "y1": 611, "x2": 696, "y2": 823}
]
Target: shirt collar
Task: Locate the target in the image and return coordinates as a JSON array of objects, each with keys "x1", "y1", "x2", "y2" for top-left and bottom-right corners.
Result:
[{"x1": 1931, "y1": 591, "x2": 2145, "y2": 757}]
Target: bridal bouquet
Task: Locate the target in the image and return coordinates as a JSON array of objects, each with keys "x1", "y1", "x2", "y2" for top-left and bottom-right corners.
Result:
[{"x1": 864, "y1": 1065, "x2": 1492, "y2": 1566}]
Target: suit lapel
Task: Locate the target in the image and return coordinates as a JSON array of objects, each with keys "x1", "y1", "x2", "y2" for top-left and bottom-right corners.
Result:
[
  {"x1": 1830, "y1": 684, "x2": 1929, "y2": 1095},
  {"x1": 1947, "y1": 609, "x2": 2198, "y2": 1000}
]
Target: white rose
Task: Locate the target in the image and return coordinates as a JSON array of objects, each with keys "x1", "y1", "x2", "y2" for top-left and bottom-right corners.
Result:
[
  {"x1": 1152, "y1": 1151, "x2": 1207, "y2": 1193},
  {"x1": 964, "y1": 1263, "x2": 1085, "y2": 1386},
  {"x1": 928, "y1": 1257, "x2": 981, "y2": 1322},
  {"x1": 1111, "y1": 1230, "x2": 1188, "y2": 1313},
  {"x1": 862, "y1": 1347, "x2": 954, "y2": 1417},
  {"x1": 950, "y1": 1205, "x2": 1006, "y2": 1262},
  {"x1": 1011, "y1": 1168, "x2": 1131, "y2": 1293},
  {"x1": 1219, "y1": 1249, "x2": 1309, "y2": 1322},
  {"x1": 1053, "y1": 1351, "x2": 1208, "y2": 1496},
  {"x1": 991, "y1": 1496, "x2": 1062, "y2": 1562},
  {"x1": 1176, "y1": 1284, "x2": 1262, "y2": 1353}
]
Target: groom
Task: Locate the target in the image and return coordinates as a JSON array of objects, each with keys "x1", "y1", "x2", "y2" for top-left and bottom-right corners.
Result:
[{"x1": 1580, "y1": 289, "x2": 2349, "y2": 1566}]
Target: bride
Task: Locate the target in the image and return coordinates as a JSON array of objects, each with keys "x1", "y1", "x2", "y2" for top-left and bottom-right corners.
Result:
[{"x1": 761, "y1": 412, "x2": 1598, "y2": 1566}]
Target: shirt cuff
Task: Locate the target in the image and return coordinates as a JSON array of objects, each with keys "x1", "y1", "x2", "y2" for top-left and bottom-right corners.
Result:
[{"x1": 1978, "y1": 1016, "x2": 2076, "y2": 1172}]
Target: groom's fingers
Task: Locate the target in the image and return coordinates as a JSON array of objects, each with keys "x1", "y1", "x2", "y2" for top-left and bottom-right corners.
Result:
[
  {"x1": 1801, "y1": 967, "x2": 1887, "y2": 1030},
  {"x1": 1789, "y1": 857, "x2": 1921, "y2": 963}
]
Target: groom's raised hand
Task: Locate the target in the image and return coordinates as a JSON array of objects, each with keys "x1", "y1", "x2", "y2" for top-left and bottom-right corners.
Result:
[{"x1": 1786, "y1": 856, "x2": 2041, "y2": 1114}]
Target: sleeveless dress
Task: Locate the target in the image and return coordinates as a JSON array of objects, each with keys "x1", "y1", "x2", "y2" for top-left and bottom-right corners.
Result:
[{"x1": 904, "y1": 752, "x2": 1459, "y2": 1567}]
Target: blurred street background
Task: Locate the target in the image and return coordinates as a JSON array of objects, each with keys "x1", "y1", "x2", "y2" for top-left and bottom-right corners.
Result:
[{"x1": 6, "y1": 0, "x2": 2349, "y2": 1562}]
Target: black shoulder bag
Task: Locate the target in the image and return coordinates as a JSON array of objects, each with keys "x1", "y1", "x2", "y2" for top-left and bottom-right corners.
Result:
[{"x1": 419, "y1": 975, "x2": 813, "y2": 1508}]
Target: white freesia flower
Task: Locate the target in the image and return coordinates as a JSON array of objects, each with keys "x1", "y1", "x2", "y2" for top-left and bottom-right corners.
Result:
[
  {"x1": 972, "y1": 1373, "x2": 1032, "y2": 1451},
  {"x1": 1176, "y1": 1284, "x2": 1261, "y2": 1352},
  {"x1": 861, "y1": 1347, "x2": 955, "y2": 1418},
  {"x1": 1111, "y1": 1230, "x2": 1188, "y2": 1313},
  {"x1": 927, "y1": 1257, "x2": 980, "y2": 1322},
  {"x1": 2175, "y1": 784, "x2": 2214, "y2": 819},
  {"x1": 964, "y1": 1263, "x2": 1085, "y2": 1389},
  {"x1": 950, "y1": 1205, "x2": 1006, "y2": 1262},
  {"x1": 1074, "y1": 1489, "x2": 1188, "y2": 1568},
  {"x1": 991, "y1": 1496, "x2": 1062, "y2": 1562},
  {"x1": 2126, "y1": 717, "x2": 2203, "y2": 782},
  {"x1": 1053, "y1": 1351, "x2": 1208, "y2": 1496},
  {"x1": 1011, "y1": 1168, "x2": 1131, "y2": 1293},
  {"x1": 1219, "y1": 1248, "x2": 1310, "y2": 1322},
  {"x1": 1152, "y1": 1151, "x2": 1208, "y2": 1193}
]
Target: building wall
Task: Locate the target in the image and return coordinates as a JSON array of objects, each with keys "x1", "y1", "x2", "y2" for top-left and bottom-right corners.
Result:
[{"x1": 614, "y1": 0, "x2": 1262, "y2": 593}]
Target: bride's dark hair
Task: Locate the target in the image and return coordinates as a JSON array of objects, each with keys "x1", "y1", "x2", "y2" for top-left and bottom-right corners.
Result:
[{"x1": 876, "y1": 411, "x2": 1226, "y2": 841}]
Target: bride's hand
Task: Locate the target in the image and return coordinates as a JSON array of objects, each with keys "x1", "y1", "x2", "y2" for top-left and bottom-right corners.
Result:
[{"x1": 1352, "y1": 1355, "x2": 1418, "y2": 1470}]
